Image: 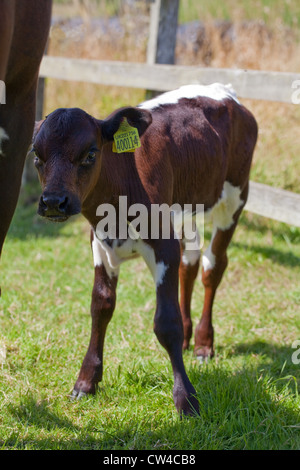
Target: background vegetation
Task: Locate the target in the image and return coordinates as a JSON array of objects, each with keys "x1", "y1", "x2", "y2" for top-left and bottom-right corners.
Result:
[{"x1": 0, "y1": 0, "x2": 299, "y2": 450}]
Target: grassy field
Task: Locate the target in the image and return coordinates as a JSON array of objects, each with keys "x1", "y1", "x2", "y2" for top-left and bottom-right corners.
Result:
[
  {"x1": 0, "y1": 0, "x2": 300, "y2": 451},
  {"x1": 0, "y1": 186, "x2": 299, "y2": 450}
]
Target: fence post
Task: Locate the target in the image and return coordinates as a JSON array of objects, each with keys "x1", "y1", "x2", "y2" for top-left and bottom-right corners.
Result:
[
  {"x1": 146, "y1": 0, "x2": 180, "y2": 98},
  {"x1": 22, "y1": 51, "x2": 47, "y2": 186}
]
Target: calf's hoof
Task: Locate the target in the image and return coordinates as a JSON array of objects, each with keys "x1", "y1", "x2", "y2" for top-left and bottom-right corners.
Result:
[
  {"x1": 194, "y1": 346, "x2": 214, "y2": 364},
  {"x1": 173, "y1": 382, "x2": 199, "y2": 417},
  {"x1": 71, "y1": 378, "x2": 97, "y2": 400},
  {"x1": 70, "y1": 389, "x2": 87, "y2": 400}
]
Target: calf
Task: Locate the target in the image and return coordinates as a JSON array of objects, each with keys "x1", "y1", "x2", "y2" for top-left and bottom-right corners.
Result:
[{"x1": 32, "y1": 83, "x2": 258, "y2": 416}]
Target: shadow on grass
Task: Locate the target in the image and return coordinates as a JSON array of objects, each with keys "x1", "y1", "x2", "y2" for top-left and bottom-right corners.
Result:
[
  {"x1": 3, "y1": 341, "x2": 300, "y2": 450},
  {"x1": 239, "y1": 213, "x2": 300, "y2": 242},
  {"x1": 7, "y1": 189, "x2": 82, "y2": 241},
  {"x1": 203, "y1": 236, "x2": 300, "y2": 268},
  {"x1": 7, "y1": 395, "x2": 81, "y2": 434},
  {"x1": 205, "y1": 214, "x2": 300, "y2": 269},
  {"x1": 231, "y1": 241, "x2": 300, "y2": 268},
  {"x1": 226, "y1": 340, "x2": 300, "y2": 381},
  {"x1": 230, "y1": 340, "x2": 296, "y2": 358},
  {"x1": 231, "y1": 214, "x2": 300, "y2": 268}
]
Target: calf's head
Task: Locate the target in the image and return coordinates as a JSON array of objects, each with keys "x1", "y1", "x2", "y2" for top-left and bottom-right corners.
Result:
[{"x1": 32, "y1": 106, "x2": 152, "y2": 221}]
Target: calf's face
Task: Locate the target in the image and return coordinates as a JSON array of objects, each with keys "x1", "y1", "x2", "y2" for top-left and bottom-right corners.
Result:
[{"x1": 32, "y1": 107, "x2": 152, "y2": 222}]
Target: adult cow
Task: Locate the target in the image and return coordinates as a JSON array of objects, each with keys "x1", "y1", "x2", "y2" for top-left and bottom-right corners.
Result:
[
  {"x1": 0, "y1": 0, "x2": 52, "y2": 295},
  {"x1": 32, "y1": 83, "x2": 258, "y2": 416}
]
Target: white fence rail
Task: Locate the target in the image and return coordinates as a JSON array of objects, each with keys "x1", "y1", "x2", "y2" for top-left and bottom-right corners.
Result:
[{"x1": 40, "y1": 56, "x2": 300, "y2": 104}]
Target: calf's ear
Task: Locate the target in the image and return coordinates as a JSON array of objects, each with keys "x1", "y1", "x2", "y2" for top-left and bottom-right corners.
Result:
[
  {"x1": 32, "y1": 120, "x2": 45, "y2": 142},
  {"x1": 100, "y1": 107, "x2": 152, "y2": 142}
]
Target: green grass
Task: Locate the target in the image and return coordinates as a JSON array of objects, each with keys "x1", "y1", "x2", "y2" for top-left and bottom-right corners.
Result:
[
  {"x1": 178, "y1": 0, "x2": 300, "y2": 27},
  {"x1": 53, "y1": 0, "x2": 300, "y2": 28},
  {"x1": 0, "y1": 186, "x2": 299, "y2": 450}
]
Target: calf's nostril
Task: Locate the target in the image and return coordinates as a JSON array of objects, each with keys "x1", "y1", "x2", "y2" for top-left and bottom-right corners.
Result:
[
  {"x1": 58, "y1": 196, "x2": 68, "y2": 211},
  {"x1": 41, "y1": 194, "x2": 69, "y2": 213},
  {"x1": 40, "y1": 195, "x2": 48, "y2": 209}
]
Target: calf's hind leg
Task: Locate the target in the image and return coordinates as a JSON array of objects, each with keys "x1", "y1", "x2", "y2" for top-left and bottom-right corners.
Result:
[
  {"x1": 179, "y1": 232, "x2": 201, "y2": 350},
  {"x1": 194, "y1": 183, "x2": 248, "y2": 360}
]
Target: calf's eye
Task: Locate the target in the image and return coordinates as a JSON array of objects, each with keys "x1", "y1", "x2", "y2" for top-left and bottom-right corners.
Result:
[
  {"x1": 33, "y1": 154, "x2": 44, "y2": 168},
  {"x1": 80, "y1": 151, "x2": 97, "y2": 167}
]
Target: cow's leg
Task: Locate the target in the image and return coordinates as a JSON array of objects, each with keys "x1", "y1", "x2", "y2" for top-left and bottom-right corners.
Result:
[
  {"x1": 143, "y1": 238, "x2": 199, "y2": 416},
  {"x1": 0, "y1": 2, "x2": 31, "y2": 262},
  {"x1": 179, "y1": 231, "x2": 200, "y2": 350},
  {"x1": 72, "y1": 234, "x2": 119, "y2": 398},
  {"x1": 0, "y1": 1, "x2": 51, "y2": 294},
  {"x1": 0, "y1": 1, "x2": 14, "y2": 80},
  {"x1": 0, "y1": 108, "x2": 30, "y2": 247},
  {"x1": 194, "y1": 183, "x2": 248, "y2": 360},
  {"x1": 0, "y1": 87, "x2": 37, "y2": 295}
]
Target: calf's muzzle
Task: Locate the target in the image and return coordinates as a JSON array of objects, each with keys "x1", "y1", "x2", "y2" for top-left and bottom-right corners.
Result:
[{"x1": 38, "y1": 191, "x2": 81, "y2": 221}]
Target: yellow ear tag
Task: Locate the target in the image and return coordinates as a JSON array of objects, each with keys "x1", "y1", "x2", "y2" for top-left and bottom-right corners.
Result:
[{"x1": 112, "y1": 117, "x2": 141, "y2": 153}]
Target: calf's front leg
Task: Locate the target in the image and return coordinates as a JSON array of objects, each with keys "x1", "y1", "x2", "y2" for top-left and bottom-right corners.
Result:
[
  {"x1": 149, "y1": 239, "x2": 199, "y2": 416},
  {"x1": 72, "y1": 261, "x2": 118, "y2": 398}
]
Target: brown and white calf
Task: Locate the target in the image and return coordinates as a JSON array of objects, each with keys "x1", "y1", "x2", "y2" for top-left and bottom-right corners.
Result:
[{"x1": 32, "y1": 83, "x2": 258, "y2": 416}]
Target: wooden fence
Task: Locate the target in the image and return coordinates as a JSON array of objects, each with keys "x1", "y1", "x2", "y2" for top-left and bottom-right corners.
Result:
[{"x1": 39, "y1": 56, "x2": 300, "y2": 104}]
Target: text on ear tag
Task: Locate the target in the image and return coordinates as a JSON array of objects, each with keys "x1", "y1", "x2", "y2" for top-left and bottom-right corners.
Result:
[{"x1": 112, "y1": 118, "x2": 141, "y2": 153}]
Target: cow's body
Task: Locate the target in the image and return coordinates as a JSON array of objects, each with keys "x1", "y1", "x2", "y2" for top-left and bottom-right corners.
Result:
[
  {"x1": 33, "y1": 83, "x2": 258, "y2": 415},
  {"x1": 0, "y1": 0, "x2": 52, "y2": 293}
]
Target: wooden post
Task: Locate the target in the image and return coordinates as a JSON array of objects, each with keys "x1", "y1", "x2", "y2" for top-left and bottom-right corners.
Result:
[
  {"x1": 22, "y1": 48, "x2": 47, "y2": 186},
  {"x1": 36, "y1": 75, "x2": 46, "y2": 122},
  {"x1": 146, "y1": 0, "x2": 180, "y2": 98}
]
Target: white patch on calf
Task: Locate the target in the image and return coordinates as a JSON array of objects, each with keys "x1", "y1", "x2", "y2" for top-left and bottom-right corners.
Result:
[
  {"x1": 0, "y1": 127, "x2": 9, "y2": 156},
  {"x1": 138, "y1": 241, "x2": 168, "y2": 288},
  {"x1": 209, "y1": 182, "x2": 244, "y2": 231},
  {"x1": 93, "y1": 231, "x2": 167, "y2": 287},
  {"x1": 91, "y1": 237, "x2": 103, "y2": 267},
  {"x1": 92, "y1": 234, "x2": 120, "y2": 279},
  {"x1": 139, "y1": 83, "x2": 239, "y2": 110},
  {"x1": 181, "y1": 227, "x2": 201, "y2": 267},
  {"x1": 202, "y1": 232, "x2": 217, "y2": 272},
  {"x1": 171, "y1": 207, "x2": 203, "y2": 267},
  {"x1": 202, "y1": 182, "x2": 244, "y2": 272},
  {"x1": 154, "y1": 261, "x2": 168, "y2": 287},
  {"x1": 182, "y1": 248, "x2": 201, "y2": 267}
]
